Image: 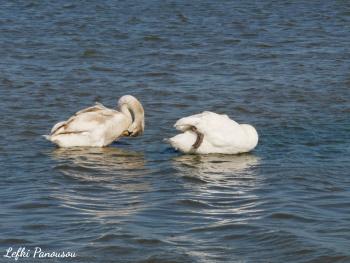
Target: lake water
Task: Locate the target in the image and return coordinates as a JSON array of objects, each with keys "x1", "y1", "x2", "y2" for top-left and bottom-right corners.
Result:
[{"x1": 1, "y1": 0, "x2": 350, "y2": 262}]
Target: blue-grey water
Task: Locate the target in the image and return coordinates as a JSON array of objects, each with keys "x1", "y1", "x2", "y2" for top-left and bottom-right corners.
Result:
[{"x1": 1, "y1": 0, "x2": 350, "y2": 262}]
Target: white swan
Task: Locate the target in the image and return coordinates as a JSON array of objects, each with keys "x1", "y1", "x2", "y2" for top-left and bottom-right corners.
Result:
[
  {"x1": 44, "y1": 95, "x2": 144, "y2": 147},
  {"x1": 165, "y1": 111, "x2": 258, "y2": 154}
]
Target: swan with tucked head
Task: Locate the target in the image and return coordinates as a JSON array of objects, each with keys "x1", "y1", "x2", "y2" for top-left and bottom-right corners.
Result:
[
  {"x1": 44, "y1": 95, "x2": 144, "y2": 147},
  {"x1": 165, "y1": 111, "x2": 258, "y2": 154}
]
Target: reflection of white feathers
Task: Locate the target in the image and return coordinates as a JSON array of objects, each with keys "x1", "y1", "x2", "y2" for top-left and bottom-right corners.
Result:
[
  {"x1": 52, "y1": 147, "x2": 147, "y2": 176},
  {"x1": 173, "y1": 154, "x2": 260, "y2": 176},
  {"x1": 172, "y1": 154, "x2": 261, "y2": 188},
  {"x1": 166, "y1": 111, "x2": 258, "y2": 154},
  {"x1": 50, "y1": 147, "x2": 151, "y2": 220},
  {"x1": 44, "y1": 95, "x2": 144, "y2": 147}
]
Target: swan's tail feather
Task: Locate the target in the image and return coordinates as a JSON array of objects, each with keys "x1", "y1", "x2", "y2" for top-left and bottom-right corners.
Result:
[
  {"x1": 164, "y1": 138, "x2": 174, "y2": 147},
  {"x1": 43, "y1": 135, "x2": 51, "y2": 141}
]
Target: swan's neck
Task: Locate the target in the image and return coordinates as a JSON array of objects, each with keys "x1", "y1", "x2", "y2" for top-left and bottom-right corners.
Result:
[
  {"x1": 118, "y1": 95, "x2": 145, "y2": 137},
  {"x1": 120, "y1": 105, "x2": 133, "y2": 122}
]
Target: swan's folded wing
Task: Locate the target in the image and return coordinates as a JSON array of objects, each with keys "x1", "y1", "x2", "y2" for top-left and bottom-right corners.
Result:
[
  {"x1": 174, "y1": 111, "x2": 226, "y2": 132},
  {"x1": 50, "y1": 121, "x2": 66, "y2": 134},
  {"x1": 174, "y1": 112, "x2": 207, "y2": 131},
  {"x1": 174, "y1": 111, "x2": 243, "y2": 148},
  {"x1": 51, "y1": 110, "x2": 118, "y2": 136},
  {"x1": 74, "y1": 103, "x2": 107, "y2": 116}
]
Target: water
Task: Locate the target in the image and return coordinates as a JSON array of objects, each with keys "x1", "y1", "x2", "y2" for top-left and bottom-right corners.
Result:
[{"x1": 1, "y1": 0, "x2": 350, "y2": 262}]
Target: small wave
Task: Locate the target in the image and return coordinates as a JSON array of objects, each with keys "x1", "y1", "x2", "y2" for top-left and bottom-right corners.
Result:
[
  {"x1": 63, "y1": 4, "x2": 77, "y2": 9},
  {"x1": 266, "y1": 212, "x2": 316, "y2": 223},
  {"x1": 15, "y1": 202, "x2": 55, "y2": 209},
  {"x1": 181, "y1": 175, "x2": 209, "y2": 184},
  {"x1": 89, "y1": 66, "x2": 115, "y2": 72},
  {"x1": 134, "y1": 238, "x2": 162, "y2": 244},
  {"x1": 142, "y1": 36, "x2": 166, "y2": 41},
  {"x1": 0, "y1": 238, "x2": 33, "y2": 245},
  {"x1": 256, "y1": 43, "x2": 275, "y2": 48},
  {"x1": 190, "y1": 223, "x2": 256, "y2": 233},
  {"x1": 94, "y1": 234, "x2": 133, "y2": 242},
  {"x1": 22, "y1": 224, "x2": 48, "y2": 230},
  {"x1": 24, "y1": 3, "x2": 40, "y2": 8},
  {"x1": 179, "y1": 199, "x2": 212, "y2": 208},
  {"x1": 81, "y1": 49, "x2": 107, "y2": 58},
  {"x1": 145, "y1": 72, "x2": 173, "y2": 77},
  {"x1": 223, "y1": 39, "x2": 241, "y2": 44},
  {"x1": 339, "y1": 11, "x2": 350, "y2": 16}
]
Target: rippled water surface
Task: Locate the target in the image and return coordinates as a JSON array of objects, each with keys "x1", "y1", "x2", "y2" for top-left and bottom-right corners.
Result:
[{"x1": 1, "y1": 0, "x2": 350, "y2": 262}]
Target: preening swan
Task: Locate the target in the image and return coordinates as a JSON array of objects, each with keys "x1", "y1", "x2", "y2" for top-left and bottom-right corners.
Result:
[
  {"x1": 44, "y1": 95, "x2": 144, "y2": 147},
  {"x1": 165, "y1": 111, "x2": 258, "y2": 154}
]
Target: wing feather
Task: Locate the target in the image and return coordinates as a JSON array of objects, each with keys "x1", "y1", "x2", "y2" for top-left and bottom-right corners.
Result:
[
  {"x1": 74, "y1": 103, "x2": 107, "y2": 116},
  {"x1": 51, "y1": 109, "x2": 119, "y2": 136}
]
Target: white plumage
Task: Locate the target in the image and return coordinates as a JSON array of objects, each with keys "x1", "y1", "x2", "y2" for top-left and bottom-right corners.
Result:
[
  {"x1": 44, "y1": 95, "x2": 144, "y2": 147},
  {"x1": 166, "y1": 111, "x2": 258, "y2": 154}
]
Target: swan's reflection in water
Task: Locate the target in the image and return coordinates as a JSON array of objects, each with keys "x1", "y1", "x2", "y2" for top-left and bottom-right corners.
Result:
[
  {"x1": 171, "y1": 153, "x2": 262, "y2": 188},
  {"x1": 52, "y1": 146, "x2": 147, "y2": 175},
  {"x1": 49, "y1": 147, "x2": 151, "y2": 221},
  {"x1": 170, "y1": 153, "x2": 263, "y2": 223}
]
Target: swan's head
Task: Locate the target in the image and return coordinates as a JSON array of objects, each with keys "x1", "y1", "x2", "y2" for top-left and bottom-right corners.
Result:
[
  {"x1": 127, "y1": 117, "x2": 144, "y2": 137},
  {"x1": 119, "y1": 95, "x2": 145, "y2": 137}
]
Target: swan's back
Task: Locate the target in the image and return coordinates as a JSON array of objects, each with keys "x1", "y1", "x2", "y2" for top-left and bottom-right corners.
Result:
[
  {"x1": 45, "y1": 104, "x2": 130, "y2": 147},
  {"x1": 239, "y1": 124, "x2": 259, "y2": 152}
]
